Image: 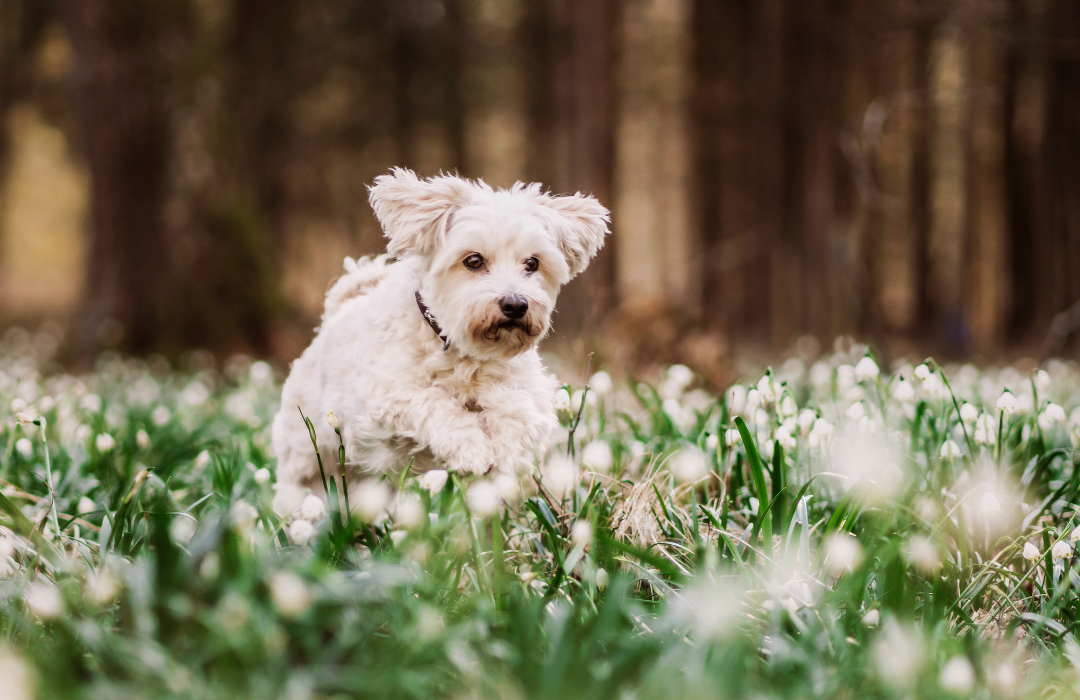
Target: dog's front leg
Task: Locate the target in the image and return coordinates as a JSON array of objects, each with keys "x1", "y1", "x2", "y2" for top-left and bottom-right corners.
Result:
[{"x1": 387, "y1": 392, "x2": 496, "y2": 475}]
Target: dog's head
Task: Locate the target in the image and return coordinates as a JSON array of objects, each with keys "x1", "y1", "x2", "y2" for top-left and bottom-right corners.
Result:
[{"x1": 369, "y1": 168, "x2": 609, "y2": 359}]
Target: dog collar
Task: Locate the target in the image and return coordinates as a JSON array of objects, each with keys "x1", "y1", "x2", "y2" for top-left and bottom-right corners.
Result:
[{"x1": 415, "y1": 292, "x2": 450, "y2": 352}]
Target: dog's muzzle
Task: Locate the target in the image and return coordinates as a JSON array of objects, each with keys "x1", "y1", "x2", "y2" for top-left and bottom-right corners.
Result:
[{"x1": 499, "y1": 295, "x2": 528, "y2": 320}]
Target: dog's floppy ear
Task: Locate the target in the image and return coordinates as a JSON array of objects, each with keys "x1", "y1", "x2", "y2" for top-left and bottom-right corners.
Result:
[
  {"x1": 369, "y1": 168, "x2": 475, "y2": 257},
  {"x1": 532, "y1": 192, "x2": 610, "y2": 278}
]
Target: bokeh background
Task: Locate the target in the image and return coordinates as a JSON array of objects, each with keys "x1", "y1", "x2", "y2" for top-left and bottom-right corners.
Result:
[{"x1": 1, "y1": 0, "x2": 1079, "y2": 380}]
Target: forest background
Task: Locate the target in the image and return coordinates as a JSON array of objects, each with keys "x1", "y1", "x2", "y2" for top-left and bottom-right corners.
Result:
[{"x1": 2, "y1": 0, "x2": 1079, "y2": 382}]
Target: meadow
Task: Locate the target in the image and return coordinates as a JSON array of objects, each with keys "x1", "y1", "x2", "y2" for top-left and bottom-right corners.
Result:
[{"x1": 2, "y1": 326, "x2": 1080, "y2": 699}]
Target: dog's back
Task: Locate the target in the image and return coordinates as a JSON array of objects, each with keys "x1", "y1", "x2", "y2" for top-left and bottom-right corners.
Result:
[{"x1": 322, "y1": 254, "x2": 395, "y2": 321}]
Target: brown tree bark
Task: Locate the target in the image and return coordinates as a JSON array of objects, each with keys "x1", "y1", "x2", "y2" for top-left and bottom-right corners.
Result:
[{"x1": 61, "y1": 0, "x2": 187, "y2": 356}]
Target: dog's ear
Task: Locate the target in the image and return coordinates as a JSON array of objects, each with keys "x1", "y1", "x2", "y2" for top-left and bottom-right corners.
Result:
[
  {"x1": 369, "y1": 168, "x2": 475, "y2": 256},
  {"x1": 532, "y1": 192, "x2": 610, "y2": 278}
]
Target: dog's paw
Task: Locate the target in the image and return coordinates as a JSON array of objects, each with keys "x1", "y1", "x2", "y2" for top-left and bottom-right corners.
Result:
[{"x1": 439, "y1": 430, "x2": 497, "y2": 475}]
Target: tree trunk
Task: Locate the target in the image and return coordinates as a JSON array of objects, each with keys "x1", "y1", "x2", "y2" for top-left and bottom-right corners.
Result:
[{"x1": 61, "y1": 0, "x2": 181, "y2": 355}]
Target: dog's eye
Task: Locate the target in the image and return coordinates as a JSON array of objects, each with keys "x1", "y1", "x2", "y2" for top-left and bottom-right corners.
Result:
[
  {"x1": 524, "y1": 257, "x2": 539, "y2": 273},
  {"x1": 463, "y1": 254, "x2": 485, "y2": 270}
]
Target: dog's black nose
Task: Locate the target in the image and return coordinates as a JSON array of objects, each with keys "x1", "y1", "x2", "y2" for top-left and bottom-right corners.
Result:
[{"x1": 499, "y1": 295, "x2": 528, "y2": 320}]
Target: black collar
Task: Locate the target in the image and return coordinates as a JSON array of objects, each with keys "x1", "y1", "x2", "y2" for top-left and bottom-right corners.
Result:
[{"x1": 415, "y1": 292, "x2": 450, "y2": 351}]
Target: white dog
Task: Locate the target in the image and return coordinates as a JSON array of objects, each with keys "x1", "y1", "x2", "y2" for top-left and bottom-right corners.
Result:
[{"x1": 271, "y1": 168, "x2": 608, "y2": 513}]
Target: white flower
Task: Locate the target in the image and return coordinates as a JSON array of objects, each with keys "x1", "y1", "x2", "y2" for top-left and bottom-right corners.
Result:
[
  {"x1": 466, "y1": 481, "x2": 500, "y2": 517},
  {"x1": 670, "y1": 448, "x2": 708, "y2": 483},
  {"x1": 823, "y1": 535, "x2": 862, "y2": 575},
  {"x1": 394, "y1": 493, "x2": 425, "y2": 530},
  {"x1": 808, "y1": 419, "x2": 834, "y2": 449},
  {"x1": 572, "y1": 388, "x2": 597, "y2": 409},
  {"x1": 756, "y1": 375, "x2": 775, "y2": 403},
  {"x1": 81, "y1": 394, "x2": 102, "y2": 413},
  {"x1": 553, "y1": 388, "x2": 571, "y2": 412},
  {"x1": 325, "y1": 411, "x2": 339, "y2": 429},
  {"x1": 249, "y1": 360, "x2": 273, "y2": 384},
  {"x1": 892, "y1": 378, "x2": 915, "y2": 403},
  {"x1": 25, "y1": 581, "x2": 63, "y2": 620},
  {"x1": 959, "y1": 403, "x2": 979, "y2": 424},
  {"x1": 1023, "y1": 542, "x2": 1040, "y2": 561},
  {"x1": 913, "y1": 364, "x2": 930, "y2": 380},
  {"x1": 705, "y1": 433, "x2": 719, "y2": 450},
  {"x1": 797, "y1": 362, "x2": 823, "y2": 390},
  {"x1": 300, "y1": 494, "x2": 326, "y2": 522},
  {"x1": 231, "y1": 500, "x2": 258, "y2": 527},
  {"x1": 797, "y1": 409, "x2": 817, "y2": 433},
  {"x1": 1053, "y1": 540, "x2": 1072, "y2": 562},
  {"x1": 725, "y1": 429, "x2": 741, "y2": 448},
  {"x1": 581, "y1": 441, "x2": 613, "y2": 473},
  {"x1": 861, "y1": 609, "x2": 880, "y2": 627},
  {"x1": 939, "y1": 655, "x2": 975, "y2": 696},
  {"x1": 774, "y1": 425, "x2": 796, "y2": 451},
  {"x1": 287, "y1": 519, "x2": 316, "y2": 545},
  {"x1": 390, "y1": 530, "x2": 408, "y2": 547},
  {"x1": 939, "y1": 440, "x2": 961, "y2": 460},
  {"x1": 726, "y1": 385, "x2": 747, "y2": 415},
  {"x1": 353, "y1": 480, "x2": 392, "y2": 522},
  {"x1": 0, "y1": 647, "x2": 34, "y2": 700},
  {"x1": 980, "y1": 492, "x2": 1000, "y2": 515},
  {"x1": 571, "y1": 520, "x2": 593, "y2": 548},
  {"x1": 254, "y1": 468, "x2": 271, "y2": 485},
  {"x1": 418, "y1": 469, "x2": 449, "y2": 496},
  {"x1": 1039, "y1": 403, "x2": 1066, "y2": 430},
  {"x1": 630, "y1": 441, "x2": 646, "y2": 457},
  {"x1": 595, "y1": 568, "x2": 609, "y2": 589},
  {"x1": 95, "y1": 433, "x2": 116, "y2": 453},
  {"x1": 270, "y1": 571, "x2": 310, "y2": 618},
  {"x1": 1034, "y1": 369, "x2": 1051, "y2": 394},
  {"x1": 495, "y1": 474, "x2": 520, "y2": 502},
  {"x1": 668, "y1": 364, "x2": 694, "y2": 389},
  {"x1": 544, "y1": 455, "x2": 577, "y2": 498},
  {"x1": 996, "y1": 391, "x2": 1018, "y2": 414},
  {"x1": 151, "y1": 405, "x2": 171, "y2": 426},
  {"x1": 779, "y1": 395, "x2": 797, "y2": 418},
  {"x1": 845, "y1": 402, "x2": 866, "y2": 422},
  {"x1": 194, "y1": 450, "x2": 212, "y2": 469},
  {"x1": 590, "y1": 371, "x2": 613, "y2": 395},
  {"x1": 134, "y1": 429, "x2": 150, "y2": 449},
  {"x1": 15, "y1": 438, "x2": 32, "y2": 458},
  {"x1": 921, "y1": 373, "x2": 947, "y2": 400},
  {"x1": 854, "y1": 356, "x2": 879, "y2": 382},
  {"x1": 171, "y1": 516, "x2": 197, "y2": 542},
  {"x1": 875, "y1": 620, "x2": 925, "y2": 689},
  {"x1": 906, "y1": 536, "x2": 941, "y2": 574},
  {"x1": 77, "y1": 496, "x2": 96, "y2": 515},
  {"x1": 86, "y1": 568, "x2": 121, "y2": 606},
  {"x1": 271, "y1": 484, "x2": 305, "y2": 518}
]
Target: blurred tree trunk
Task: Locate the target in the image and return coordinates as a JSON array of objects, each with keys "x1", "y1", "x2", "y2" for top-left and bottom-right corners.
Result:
[
  {"x1": 926, "y1": 21, "x2": 970, "y2": 351},
  {"x1": 614, "y1": 0, "x2": 693, "y2": 315},
  {"x1": 61, "y1": 0, "x2": 186, "y2": 356},
  {"x1": 871, "y1": 15, "x2": 927, "y2": 338},
  {"x1": 1012, "y1": 0, "x2": 1080, "y2": 350},
  {"x1": 967, "y1": 8, "x2": 1010, "y2": 350},
  {"x1": 537, "y1": 0, "x2": 617, "y2": 336}
]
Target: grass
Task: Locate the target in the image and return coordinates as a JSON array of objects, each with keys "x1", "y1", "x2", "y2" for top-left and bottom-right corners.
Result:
[{"x1": 2, "y1": 332, "x2": 1080, "y2": 698}]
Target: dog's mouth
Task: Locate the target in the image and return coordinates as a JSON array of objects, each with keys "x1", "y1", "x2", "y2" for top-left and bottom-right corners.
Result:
[{"x1": 481, "y1": 318, "x2": 538, "y2": 343}]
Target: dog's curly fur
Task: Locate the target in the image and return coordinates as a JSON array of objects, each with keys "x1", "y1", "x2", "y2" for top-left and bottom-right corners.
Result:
[{"x1": 271, "y1": 168, "x2": 608, "y2": 513}]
